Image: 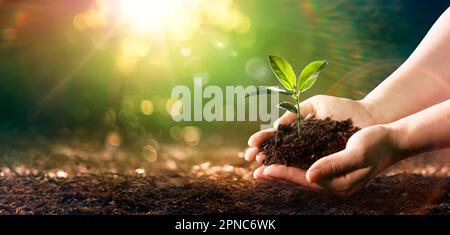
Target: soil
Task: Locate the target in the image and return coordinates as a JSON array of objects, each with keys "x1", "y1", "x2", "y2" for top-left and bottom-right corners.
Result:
[
  {"x1": 0, "y1": 135, "x2": 449, "y2": 215},
  {"x1": 0, "y1": 173, "x2": 448, "y2": 215},
  {"x1": 261, "y1": 117, "x2": 360, "y2": 169}
]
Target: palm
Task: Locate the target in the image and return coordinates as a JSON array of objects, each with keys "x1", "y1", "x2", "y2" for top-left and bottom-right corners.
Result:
[
  {"x1": 295, "y1": 95, "x2": 375, "y2": 128},
  {"x1": 246, "y1": 95, "x2": 375, "y2": 154},
  {"x1": 244, "y1": 95, "x2": 381, "y2": 195},
  {"x1": 256, "y1": 125, "x2": 397, "y2": 196}
]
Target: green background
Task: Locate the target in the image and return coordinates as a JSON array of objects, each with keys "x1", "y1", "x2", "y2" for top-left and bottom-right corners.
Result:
[{"x1": 0, "y1": 0, "x2": 448, "y2": 146}]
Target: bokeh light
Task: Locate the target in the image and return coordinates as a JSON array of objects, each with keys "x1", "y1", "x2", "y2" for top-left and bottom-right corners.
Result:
[
  {"x1": 106, "y1": 131, "x2": 121, "y2": 147},
  {"x1": 69, "y1": 0, "x2": 252, "y2": 76},
  {"x1": 166, "y1": 98, "x2": 183, "y2": 117},
  {"x1": 0, "y1": 0, "x2": 448, "y2": 148},
  {"x1": 182, "y1": 126, "x2": 202, "y2": 146},
  {"x1": 140, "y1": 100, "x2": 154, "y2": 116},
  {"x1": 143, "y1": 145, "x2": 158, "y2": 162}
]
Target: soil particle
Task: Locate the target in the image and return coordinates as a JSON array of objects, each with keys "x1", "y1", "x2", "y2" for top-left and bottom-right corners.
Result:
[{"x1": 261, "y1": 118, "x2": 360, "y2": 169}]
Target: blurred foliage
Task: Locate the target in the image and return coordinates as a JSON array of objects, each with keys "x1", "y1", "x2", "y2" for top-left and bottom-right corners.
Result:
[{"x1": 0, "y1": 0, "x2": 448, "y2": 144}]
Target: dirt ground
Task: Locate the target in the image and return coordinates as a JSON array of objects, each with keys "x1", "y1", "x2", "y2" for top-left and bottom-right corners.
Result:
[
  {"x1": 1, "y1": 173, "x2": 448, "y2": 215},
  {"x1": 0, "y1": 136, "x2": 449, "y2": 215}
]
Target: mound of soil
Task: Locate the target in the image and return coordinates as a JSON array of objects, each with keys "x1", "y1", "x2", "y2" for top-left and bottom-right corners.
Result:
[{"x1": 261, "y1": 117, "x2": 360, "y2": 169}]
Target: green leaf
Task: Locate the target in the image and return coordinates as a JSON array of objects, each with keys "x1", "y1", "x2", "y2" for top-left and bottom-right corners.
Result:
[
  {"x1": 268, "y1": 55, "x2": 296, "y2": 91},
  {"x1": 298, "y1": 60, "x2": 328, "y2": 92},
  {"x1": 277, "y1": 102, "x2": 298, "y2": 114},
  {"x1": 265, "y1": 86, "x2": 294, "y2": 95},
  {"x1": 245, "y1": 86, "x2": 294, "y2": 97}
]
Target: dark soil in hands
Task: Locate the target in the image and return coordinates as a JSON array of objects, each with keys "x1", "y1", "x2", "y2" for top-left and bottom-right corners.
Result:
[{"x1": 261, "y1": 117, "x2": 360, "y2": 169}]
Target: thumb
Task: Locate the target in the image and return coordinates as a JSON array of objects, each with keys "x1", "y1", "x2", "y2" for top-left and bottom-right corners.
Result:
[
  {"x1": 299, "y1": 99, "x2": 316, "y2": 119},
  {"x1": 306, "y1": 149, "x2": 359, "y2": 183},
  {"x1": 274, "y1": 99, "x2": 316, "y2": 127}
]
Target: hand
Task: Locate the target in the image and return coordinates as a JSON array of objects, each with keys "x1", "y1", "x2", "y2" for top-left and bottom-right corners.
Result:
[
  {"x1": 255, "y1": 124, "x2": 403, "y2": 196},
  {"x1": 244, "y1": 95, "x2": 377, "y2": 163},
  {"x1": 244, "y1": 95, "x2": 389, "y2": 196}
]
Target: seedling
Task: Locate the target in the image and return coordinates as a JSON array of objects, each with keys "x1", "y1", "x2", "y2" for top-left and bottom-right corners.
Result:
[{"x1": 253, "y1": 55, "x2": 328, "y2": 136}]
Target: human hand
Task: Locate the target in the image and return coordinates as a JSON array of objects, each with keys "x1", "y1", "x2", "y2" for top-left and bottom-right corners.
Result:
[
  {"x1": 244, "y1": 95, "x2": 377, "y2": 163},
  {"x1": 255, "y1": 124, "x2": 404, "y2": 196}
]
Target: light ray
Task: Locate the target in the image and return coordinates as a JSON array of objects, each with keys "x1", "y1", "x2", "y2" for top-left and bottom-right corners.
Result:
[{"x1": 34, "y1": 25, "x2": 118, "y2": 114}]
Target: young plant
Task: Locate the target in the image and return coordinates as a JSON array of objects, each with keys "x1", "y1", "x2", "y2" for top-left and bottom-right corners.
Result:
[{"x1": 261, "y1": 55, "x2": 328, "y2": 136}]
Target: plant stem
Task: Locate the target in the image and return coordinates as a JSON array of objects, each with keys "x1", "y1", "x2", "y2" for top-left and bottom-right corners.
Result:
[{"x1": 295, "y1": 94, "x2": 301, "y2": 137}]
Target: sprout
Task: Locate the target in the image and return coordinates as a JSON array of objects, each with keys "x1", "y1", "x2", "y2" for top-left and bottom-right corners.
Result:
[{"x1": 250, "y1": 55, "x2": 328, "y2": 136}]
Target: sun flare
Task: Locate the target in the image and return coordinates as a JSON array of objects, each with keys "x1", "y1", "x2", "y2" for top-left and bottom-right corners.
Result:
[
  {"x1": 118, "y1": 0, "x2": 186, "y2": 32},
  {"x1": 72, "y1": 0, "x2": 251, "y2": 73}
]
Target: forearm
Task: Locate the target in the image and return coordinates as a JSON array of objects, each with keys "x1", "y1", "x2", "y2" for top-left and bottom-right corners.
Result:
[
  {"x1": 361, "y1": 7, "x2": 450, "y2": 124},
  {"x1": 387, "y1": 99, "x2": 450, "y2": 160}
]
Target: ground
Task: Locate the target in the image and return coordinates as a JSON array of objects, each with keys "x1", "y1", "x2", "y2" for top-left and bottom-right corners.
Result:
[{"x1": 0, "y1": 136, "x2": 449, "y2": 215}]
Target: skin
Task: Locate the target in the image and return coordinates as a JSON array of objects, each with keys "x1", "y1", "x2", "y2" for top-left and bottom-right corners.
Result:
[{"x1": 245, "y1": 7, "x2": 450, "y2": 196}]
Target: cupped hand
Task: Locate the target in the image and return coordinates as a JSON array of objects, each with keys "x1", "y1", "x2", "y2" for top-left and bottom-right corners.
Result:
[
  {"x1": 243, "y1": 95, "x2": 398, "y2": 196},
  {"x1": 244, "y1": 95, "x2": 376, "y2": 163},
  {"x1": 259, "y1": 125, "x2": 402, "y2": 196}
]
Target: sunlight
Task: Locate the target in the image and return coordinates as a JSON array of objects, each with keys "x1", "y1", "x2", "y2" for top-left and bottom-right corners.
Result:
[
  {"x1": 77, "y1": 0, "x2": 250, "y2": 46},
  {"x1": 70, "y1": 0, "x2": 251, "y2": 74},
  {"x1": 118, "y1": 0, "x2": 186, "y2": 32}
]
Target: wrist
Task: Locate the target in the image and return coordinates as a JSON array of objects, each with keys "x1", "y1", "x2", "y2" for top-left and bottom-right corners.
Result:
[
  {"x1": 358, "y1": 97, "x2": 391, "y2": 125},
  {"x1": 384, "y1": 121, "x2": 416, "y2": 160}
]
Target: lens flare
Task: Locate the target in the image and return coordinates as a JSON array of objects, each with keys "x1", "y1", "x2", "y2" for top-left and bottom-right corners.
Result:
[{"x1": 118, "y1": 0, "x2": 184, "y2": 32}]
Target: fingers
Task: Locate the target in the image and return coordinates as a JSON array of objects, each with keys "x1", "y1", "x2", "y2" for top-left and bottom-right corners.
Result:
[
  {"x1": 263, "y1": 165, "x2": 324, "y2": 191},
  {"x1": 274, "y1": 111, "x2": 296, "y2": 127},
  {"x1": 274, "y1": 100, "x2": 316, "y2": 127},
  {"x1": 255, "y1": 154, "x2": 265, "y2": 164},
  {"x1": 253, "y1": 165, "x2": 277, "y2": 181},
  {"x1": 298, "y1": 98, "x2": 316, "y2": 118},
  {"x1": 247, "y1": 96, "x2": 319, "y2": 148},
  {"x1": 315, "y1": 167, "x2": 372, "y2": 197},
  {"x1": 258, "y1": 163, "x2": 372, "y2": 196},
  {"x1": 248, "y1": 128, "x2": 276, "y2": 147},
  {"x1": 253, "y1": 165, "x2": 266, "y2": 179},
  {"x1": 244, "y1": 147, "x2": 259, "y2": 161},
  {"x1": 306, "y1": 149, "x2": 363, "y2": 183},
  {"x1": 244, "y1": 147, "x2": 266, "y2": 163}
]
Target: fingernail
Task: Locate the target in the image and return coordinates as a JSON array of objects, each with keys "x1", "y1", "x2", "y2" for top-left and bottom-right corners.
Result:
[
  {"x1": 253, "y1": 172, "x2": 262, "y2": 179},
  {"x1": 274, "y1": 120, "x2": 280, "y2": 128},
  {"x1": 306, "y1": 169, "x2": 317, "y2": 183},
  {"x1": 263, "y1": 165, "x2": 277, "y2": 176},
  {"x1": 256, "y1": 154, "x2": 264, "y2": 163},
  {"x1": 244, "y1": 151, "x2": 250, "y2": 161},
  {"x1": 253, "y1": 166, "x2": 264, "y2": 179}
]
